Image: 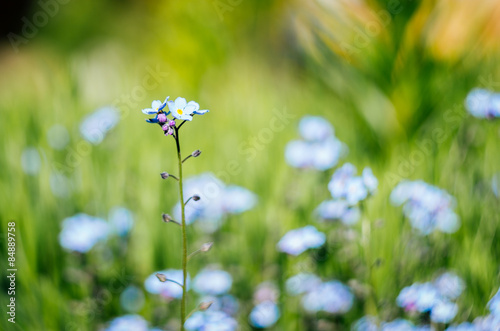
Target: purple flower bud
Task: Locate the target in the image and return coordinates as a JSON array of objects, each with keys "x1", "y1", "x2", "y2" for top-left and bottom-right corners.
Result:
[
  {"x1": 192, "y1": 150, "x2": 202, "y2": 157},
  {"x1": 157, "y1": 113, "x2": 167, "y2": 123},
  {"x1": 169, "y1": 120, "x2": 176, "y2": 127},
  {"x1": 162, "y1": 124, "x2": 169, "y2": 131},
  {"x1": 192, "y1": 194, "x2": 201, "y2": 201},
  {"x1": 164, "y1": 127, "x2": 174, "y2": 136},
  {"x1": 160, "y1": 172, "x2": 169, "y2": 179}
]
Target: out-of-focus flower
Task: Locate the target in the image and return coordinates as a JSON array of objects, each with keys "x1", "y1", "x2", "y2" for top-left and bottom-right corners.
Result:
[
  {"x1": 59, "y1": 214, "x2": 110, "y2": 253},
  {"x1": 353, "y1": 316, "x2": 379, "y2": 331},
  {"x1": 173, "y1": 173, "x2": 257, "y2": 232},
  {"x1": 167, "y1": 97, "x2": 209, "y2": 121},
  {"x1": 445, "y1": 322, "x2": 476, "y2": 331},
  {"x1": 105, "y1": 314, "x2": 149, "y2": 331},
  {"x1": 286, "y1": 273, "x2": 322, "y2": 296},
  {"x1": 431, "y1": 300, "x2": 458, "y2": 324},
  {"x1": 381, "y1": 319, "x2": 415, "y2": 331},
  {"x1": 184, "y1": 311, "x2": 237, "y2": 331},
  {"x1": 21, "y1": 147, "x2": 41, "y2": 175},
  {"x1": 144, "y1": 269, "x2": 190, "y2": 299},
  {"x1": 473, "y1": 314, "x2": 500, "y2": 330},
  {"x1": 198, "y1": 294, "x2": 239, "y2": 317},
  {"x1": 397, "y1": 282, "x2": 440, "y2": 312},
  {"x1": 285, "y1": 116, "x2": 346, "y2": 171},
  {"x1": 316, "y1": 200, "x2": 361, "y2": 225},
  {"x1": 253, "y1": 282, "x2": 279, "y2": 304},
  {"x1": 434, "y1": 272, "x2": 465, "y2": 300},
  {"x1": 465, "y1": 88, "x2": 500, "y2": 119},
  {"x1": 301, "y1": 280, "x2": 353, "y2": 314},
  {"x1": 109, "y1": 207, "x2": 134, "y2": 236},
  {"x1": 493, "y1": 173, "x2": 499, "y2": 198},
  {"x1": 249, "y1": 301, "x2": 280, "y2": 328},
  {"x1": 193, "y1": 269, "x2": 232, "y2": 296},
  {"x1": 80, "y1": 106, "x2": 119, "y2": 144},
  {"x1": 488, "y1": 288, "x2": 500, "y2": 316},
  {"x1": 390, "y1": 180, "x2": 460, "y2": 235},
  {"x1": 120, "y1": 286, "x2": 145, "y2": 313},
  {"x1": 328, "y1": 163, "x2": 377, "y2": 205},
  {"x1": 47, "y1": 124, "x2": 70, "y2": 150},
  {"x1": 277, "y1": 225, "x2": 326, "y2": 256}
]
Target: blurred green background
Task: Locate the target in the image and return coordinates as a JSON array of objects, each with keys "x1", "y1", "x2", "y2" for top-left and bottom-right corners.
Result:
[{"x1": 1, "y1": 0, "x2": 500, "y2": 330}]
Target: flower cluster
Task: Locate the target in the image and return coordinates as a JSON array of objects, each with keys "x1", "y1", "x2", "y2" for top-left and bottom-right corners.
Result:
[
  {"x1": 315, "y1": 163, "x2": 377, "y2": 225},
  {"x1": 397, "y1": 272, "x2": 465, "y2": 324},
  {"x1": 58, "y1": 208, "x2": 134, "y2": 253},
  {"x1": 173, "y1": 173, "x2": 257, "y2": 233},
  {"x1": 465, "y1": 88, "x2": 500, "y2": 119},
  {"x1": 276, "y1": 225, "x2": 326, "y2": 256},
  {"x1": 285, "y1": 116, "x2": 346, "y2": 170},
  {"x1": 286, "y1": 275, "x2": 354, "y2": 314},
  {"x1": 142, "y1": 97, "x2": 208, "y2": 135},
  {"x1": 390, "y1": 180, "x2": 460, "y2": 235},
  {"x1": 249, "y1": 282, "x2": 280, "y2": 329}
]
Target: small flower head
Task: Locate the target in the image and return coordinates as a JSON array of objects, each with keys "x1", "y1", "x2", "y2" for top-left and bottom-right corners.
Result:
[
  {"x1": 142, "y1": 97, "x2": 169, "y2": 115},
  {"x1": 192, "y1": 149, "x2": 202, "y2": 157},
  {"x1": 200, "y1": 242, "x2": 213, "y2": 252},
  {"x1": 167, "y1": 97, "x2": 209, "y2": 121},
  {"x1": 160, "y1": 172, "x2": 169, "y2": 179},
  {"x1": 192, "y1": 194, "x2": 201, "y2": 201},
  {"x1": 156, "y1": 273, "x2": 168, "y2": 282},
  {"x1": 277, "y1": 225, "x2": 326, "y2": 256}
]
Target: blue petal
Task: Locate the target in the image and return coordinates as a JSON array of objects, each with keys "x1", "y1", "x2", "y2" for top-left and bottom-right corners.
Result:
[
  {"x1": 146, "y1": 118, "x2": 159, "y2": 123},
  {"x1": 193, "y1": 109, "x2": 209, "y2": 115},
  {"x1": 159, "y1": 96, "x2": 170, "y2": 111},
  {"x1": 142, "y1": 108, "x2": 157, "y2": 115}
]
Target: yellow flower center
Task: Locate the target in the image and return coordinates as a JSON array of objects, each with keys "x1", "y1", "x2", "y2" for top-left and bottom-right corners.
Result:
[{"x1": 177, "y1": 109, "x2": 183, "y2": 115}]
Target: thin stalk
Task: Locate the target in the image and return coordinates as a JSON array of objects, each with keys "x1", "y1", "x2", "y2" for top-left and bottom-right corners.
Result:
[{"x1": 175, "y1": 127, "x2": 187, "y2": 331}]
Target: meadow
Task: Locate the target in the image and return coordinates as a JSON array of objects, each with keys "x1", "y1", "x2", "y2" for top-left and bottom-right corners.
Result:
[{"x1": 1, "y1": 1, "x2": 500, "y2": 330}]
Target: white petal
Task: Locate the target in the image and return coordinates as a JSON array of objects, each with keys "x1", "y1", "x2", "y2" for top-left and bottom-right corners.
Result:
[
  {"x1": 141, "y1": 108, "x2": 157, "y2": 115},
  {"x1": 175, "y1": 97, "x2": 187, "y2": 110}
]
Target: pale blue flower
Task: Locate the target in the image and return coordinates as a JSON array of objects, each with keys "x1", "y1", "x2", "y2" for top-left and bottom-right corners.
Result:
[
  {"x1": 473, "y1": 314, "x2": 500, "y2": 330},
  {"x1": 184, "y1": 311, "x2": 237, "y2": 331},
  {"x1": 59, "y1": 213, "x2": 110, "y2": 253},
  {"x1": 301, "y1": 280, "x2": 353, "y2": 314},
  {"x1": 493, "y1": 173, "x2": 499, "y2": 198},
  {"x1": 397, "y1": 282, "x2": 440, "y2": 312},
  {"x1": 298, "y1": 116, "x2": 334, "y2": 142},
  {"x1": 465, "y1": 88, "x2": 500, "y2": 119},
  {"x1": 445, "y1": 323, "x2": 475, "y2": 331},
  {"x1": 144, "y1": 269, "x2": 190, "y2": 299},
  {"x1": 431, "y1": 300, "x2": 458, "y2": 324},
  {"x1": 167, "y1": 97, "x2": 208, "y2": 121},
  {"x1": 222, "y1": 186, "x2": 258, "y2": 214},
  {"x1": 109, "y1": 207, "x2": 134, "y2": 236},
  {"x1": 105, "y1": 314, "x2": 149, "y2": 331},
  {"x1": 488, "y1": 288, "x2": 500, "y2": 316},
  {"x1": 80, "y1": 106, "x2": 119, "y2": 144},
  {"x1": 362, "y1": 167, "x2": 378, "y2": 193},
  {"x1": 345, "y1": 177, "x2": 368, "y2": 205},
  {"x1": 249, "y1": 301, "x2": 280, "y2": 328},
  {"x1": 328, "y1": 163, "x2": 376, "y2": 205},
  {"x1": 277, "y1": 226, "x2": 326, "y2": 256},
  {"x1": 352, "y1": 316, "x2": 379, "y2": 331},
  {"x1": 286, "y1": 273, "x2": 322, "y2": 296},
  {"x1": 381, "y1": 319, "x2": 414, "y2": 331},
  {"x1": 316, "y1": 200, "x2": 361, "y2": 225},
  {"x1": 199, "y1": 294, "x2": 239, "y2": 316},
  {"x1": 433, "y1": 272, "x2": 464, "y2": 300},
  {"x1": 285, "y1": 137, "x2": 345, "y2": 171},
  {"x1": 193, "y1": 269, "x2": 232, "y2": 296},
  {"x1": 141, "y1": 97, "x2": 169, "y2": 115}
]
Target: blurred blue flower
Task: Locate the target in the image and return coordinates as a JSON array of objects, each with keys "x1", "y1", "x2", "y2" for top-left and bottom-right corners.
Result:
[
  {"x1": 173, "y1": 173, "x2": 257, "y2": 232},
  {"x1": 445, "y1": 322, "x2": 476, "y2": 331},
  {"x1": 109, "y1": 207, "x2": 134, "y2": 236},
  {"x1": 249, "y1": 301, "x2": 280, "y2": 328},
  {"x1": 80, "y1": 106, "x2": 119, "y2": 144},
  {"x1": 493, "y1": 173, "x2": 499, "y2": 198},
  {"x1": 184, "y1": 311, "x2": 237, "y2": 331},
  {"x1": 488, "y1": 288, "x2": 500, "y2": 316},
  {"x1": 59, "y1": 213, "x2": 110, "y2": 253},
  {"x1": 253, "y1": 282, "x2": 279, "y2": 305},
  {"x1": 390, "y1": 180, "x2": 460, "y2": 235},
  {"x1": 120, "y1": 286, "x2": 145, "y2": 313},
  {"x1": 144, "y1": 269, "x2": 190, "y2": 299},
  {"x1": 301, "y1": 280, "x2": 353, "y2": 314},
  {"x1": 434, "y1": 272, "x2": 465, "y2": 300},
  {"x1": 431, "y1": 300, "x2": 458, "y2": 324},
  {"x1": 316, "y1": 200, "x2": 361, "y2": 225},
  {"x1": 199, "y1": 294, "x2": 239, "y2": 316},
  {"x1": 465, "y1": 88, "x2": 500, "y2": 119},
  {"x1": 381, "y1": 319, "x2": 414, "y2": 331},
  {"x1": 473, "y1": 314, "x2": 500, "y2": 330},
  {"x1": 167, "y1": 97, "x2": 208, "y2": 121},
  {"x1": 397, "y1": 282, "x2": 440, "y2": 312},
  {"x1": 21, "y1": 147, "x2": 41, "y2": 175},
  {"x1": 298, "y1": 115, "x2": 334, "y2": 141},
  {"x1": 193, "y1": 269, "x2": 232, "y2": 296},
  {"x1": 277, "y1": 225, "x2": 326, "y2": 256},
  {"x1": 286, "y1": 273, "x2": 322, "y2": 296},
  {"x1": 328, "y1": 163, "x2": 377, "y2": 205},
  {"x1": 105, "y1": 314, "x2": 149, "y2": 331},
  {"x1": 353, "y1": 316, "x2": 379, "y2": 331},
  {"x1": 285, "y1": 116, "x2": 346, "y2": 171}
]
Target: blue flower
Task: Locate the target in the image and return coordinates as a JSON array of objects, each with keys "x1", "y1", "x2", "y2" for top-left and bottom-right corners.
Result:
[
  {"x1": 144, "y1": 269, "x2": 190, "y2": 299},
  {"x1": 286, "y1": 273, "x2": 322, "y2": 296},
  {"x1": 58, "y1": 213, "x2": 110, "y2": 253},
  {"x1": 316, "y1": 200, "x2": 360, "y2": 225},
  {"x1": 353, "y1": 316, "x2": 379, "y2": 331},
  {"x1": 488, "y1": 288, "x2": 500, "y2": 317},
  {"x1": 431, "y1": 300, "x2": 458, "y2": 324},
  {"x1": 167, "y1": 97, "x2": 209, "y2": 121},
  {"x1": 109, "y1": 207, "x2": 134, "y2": 236},
  {"x1": 249, "y1": 301, "x2": 280, "y2": 328},
  {"x1": 381, "y1": 319, "x2": 414, "y2": 331},
  {"x1": 327, "y1": 163, "x2": 377, "y2": 205},
  {"x1": 80, "y1": 106, "x2": 120, "y2": 144},
  {"x1": 434, "y1": 272, "x2": 465, "y2": 300},
  {"x1": 105, "y1": 314, "x2": 149, "y2": 331},
  {"x1": 465, "y1": 88, "x2": 500, "y2": 119},
  {"x1": 193, "y1": 269, "x2": 233, "y2": 296},
  {"x1": 184, "y1": 311, "x2": 237, "y2": 331},
  {"x1": 277, "y1": 226, "x2": 326, "y2": 256},
  {"x1": 301, "y1": 280, "x2": 353, "y2": 314},
  {"x1": 141, "y1": 97, "x2": 169, "y2": 115},
  {"x1": 298, "y1": 116, "x2": 334, "y2": 142}
]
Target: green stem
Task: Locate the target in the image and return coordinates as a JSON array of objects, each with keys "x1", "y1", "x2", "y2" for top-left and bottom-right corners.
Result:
[{"x1": 175, "y1": 127, "x2": 187, "y2": 331}]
